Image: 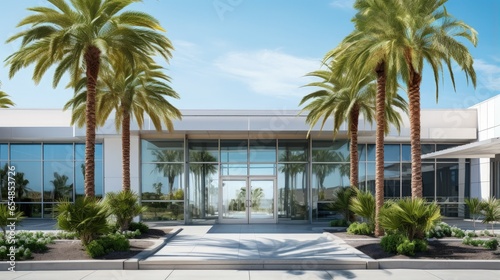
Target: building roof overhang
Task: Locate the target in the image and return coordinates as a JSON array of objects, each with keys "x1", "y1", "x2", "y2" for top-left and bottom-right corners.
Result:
[{"x1": 422, "y1": 137, "x2": 500, "y2": 159}]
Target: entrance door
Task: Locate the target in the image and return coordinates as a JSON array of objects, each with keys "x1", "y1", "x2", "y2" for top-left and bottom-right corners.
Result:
[{"x1": 220, "y1": 177, "x2": 276, "y2": 223}]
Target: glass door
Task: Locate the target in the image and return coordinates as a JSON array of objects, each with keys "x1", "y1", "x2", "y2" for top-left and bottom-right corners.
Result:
[
  {"x1": 248, "y1": 178, "x2": 276, "y2": 223},
  {"x1": 220, "y1": 177, "x2": 276, "y2": 223}
]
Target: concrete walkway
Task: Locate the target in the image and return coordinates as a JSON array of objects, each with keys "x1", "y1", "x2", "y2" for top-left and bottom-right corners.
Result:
[
  {"x1": 141, "y1": 224, "x2": 370, "y2": 270},
  {"x1": 2, "y1": 269, "x2": 500, "y2": 280}
]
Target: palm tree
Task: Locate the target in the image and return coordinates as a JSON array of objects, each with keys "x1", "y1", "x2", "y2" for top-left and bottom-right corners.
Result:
[
  {"x1": 310, "y1": 150, "x2": 338, "y2": 199},
  {"x1": 64, "y1": 55, "x2": 181, "y2": 192},
  {"x1": 0, "y1": 82, "x2": 15, "y2": 108},
  {"x1": 301, "y1": 66, "x2": 376, "y2": 189},
  {"x1": 324, "y1": 0, "x2": 407, "y2": 236},
  {"x1": 395, "y1": 0, "x2": 476, "y2": 197},
  {"x1": 6, "y1": 0, "x2": 173, "y2": 197}
]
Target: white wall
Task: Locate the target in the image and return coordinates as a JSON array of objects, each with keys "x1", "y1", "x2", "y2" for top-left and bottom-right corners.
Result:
[
  {"x1": 103, "y1": 135, "x2": 140, "y2": 195},
  {"x1": 469, "y1": 94, "x2": 500, "y2": 198}
]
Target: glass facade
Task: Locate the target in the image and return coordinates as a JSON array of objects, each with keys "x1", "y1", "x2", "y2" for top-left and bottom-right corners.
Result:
[
  {"x1": 136, "y1": 139, "x2": 472, "y2": 223},
  {"x1": 0, "y1": 143, "x2": 103, "y2": 218}
]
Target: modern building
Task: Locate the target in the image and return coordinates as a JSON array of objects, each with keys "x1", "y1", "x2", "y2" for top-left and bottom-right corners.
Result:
[{"x1": 1, "y1": 94, "x2": 499, "y2": 224}]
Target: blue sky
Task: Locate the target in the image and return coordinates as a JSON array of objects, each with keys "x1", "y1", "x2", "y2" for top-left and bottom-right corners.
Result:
[{"x1": 0, "y1": 0, "x2": 499, "y2": 111}]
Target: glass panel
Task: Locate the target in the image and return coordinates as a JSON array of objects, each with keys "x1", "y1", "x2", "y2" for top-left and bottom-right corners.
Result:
[
  {"x1": 249, "y1": 179, "x2": 274, "y2": 221},
  {"x1": 249, "y1": 140, "x2": 276, "y2": 162},
  {"x1": 358, "y1": 144, "x2": 366, "y2": 161},
  {"x1": 402, "y1": 144, "x2": 411, "y2": 161},
  {"x1": 384, "y1": 144, "x2": 400, "y2": 162},
  {"x1": 366, "y1": 144, "x2": 375, "y2": 161},
  {"x1": 0, "y1": 144, "x2": 7, "y2": 160},
  {"x1": 142, "y1": 140, "x2": 184, "y2": 163},
  {"x1": 221, "y1": 180, "x2": 247, "y2": 220},
  {"x1": 312, "y1": 164, "x2": 350, "y2": 201},
  {"x1": 312, "y1": 140, "x2": 349, "y2": 162},
  {"x1": 44, "y1": 144, "x2": 74, "y2": 161},
  {"x1": 11, "y1": 144, "x2": 41, "y2": 160},
  {"x1": 221, "y1": 164, "x2": 247, "y2": 176},
  {"x1": 384, "y1": 162, "x2": 400, "y2": 198},
  {"x1": 0, "y1": 162, "x2": 8, "y2": 202},
  {"x1": 43, "y1": 203, "x2": 61, "y2": 219},
  {"x1": 188, "y1": 164, "x2": 218, "y2": 220},
  {"x1": 436, "y1": 163, "x2": 459, "y2": 203},
  {"x1": 141, "y1": 163, "x2": 184, "y2": 200},
  {"x1": 75, "y1": 161, "x2": 85, "y2": 199},
  {"x1": 278, "y1": 140, "x2": 307, "y2": 162},
  {"x1": 74, "y1": 161, "x2": 103, "y2": 199},
  {"x1": 75, "y1": 143, "x2": 103, "y2": 161},
  {"x1": 436, "y1": 144, "x2": 459, "y2": 162},
  {"x1": 401, "y1": 163, "x2": 411, "y2": 197},
  {"x1": 9, "y1": 161, "x2": 42, "y2": 202},
  {"x1": 358, "y1": 162, "x2": 366, "y2": 191},
  {"x1": 278, "y1": 163, "x2": 307, "y2": 220},
  {"x1": 249, "y1": 164, "x2": 275, "y2": 176},
  {"x1": 422, "y1": 163, "x2": 435, "y2": 200},
  {"x1": 365, "y1": 163, "x2": 375, "y2": 194},
  {"x1": 43, "y1": 161, "x2": 74, "y2": 202},
  {"x1": 141, "y1": 202, "x2": 184, "y2": 221},
  {"x1": 188, "y1": 140, "x2": 218, "y2": 162},
  {"x1": 19, "y1": 203, "x2": 42, "y2": 218},
  {"x1": 220, "y1": 140, "x2": 247, "y2": 163}
]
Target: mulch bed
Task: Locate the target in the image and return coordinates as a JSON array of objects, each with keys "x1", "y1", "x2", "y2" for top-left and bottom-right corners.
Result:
[
  {"x1": 331, "y1": 231, "x2": 500, "y2": 260},
  {"x1": 29, "y1": 227, "x2": 171, "y2": 261}
]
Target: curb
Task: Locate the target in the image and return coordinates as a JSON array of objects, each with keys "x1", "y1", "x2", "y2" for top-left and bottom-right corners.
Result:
[{"x1": 0, "y1": 228, "x2": 183, "y2": 271}]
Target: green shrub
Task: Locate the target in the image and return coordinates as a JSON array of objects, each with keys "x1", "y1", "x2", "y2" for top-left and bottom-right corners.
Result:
[
  {"x1": 330, "y1": 186, "x2": 356, "y2": 222},
  {"x1": 379, "y1": 197, "x2": 441, "y2": 240},
  {"x1": 414, "y1": 239, "x2": 428, "y2": 252},
  {"x1": 349, "y1": 189, "x2": 375, "y2": 228},
  {"x1": 380, "y1": 233, "x2": 405, "y2": 253},
  {"x1": 0, "y1": 231, "x2": 55, "y2": 260},
  {"x1": 129, "y1": 221, "x2": 149, "y2": 234},
  {"x1": 84, "y1": 233, "x2": 130, "y2": 258},
  {"x1": 56, "y1": 197, "x2": 111, "y2": 245},
  {"x1": 483, "y1": 238, "x2": 499, "y2": 250},
  {"x1": 329, "y1": 219, "x2": 349, "y2": 227},
  {"x1": 85, "y1": 240, "x2": 105, "y2": 258},
  {"x1": 347, "y1": 222, "x2": 373, "y2": 235},
  {"x1": 426, "y1": 222, "x2": 468, "y2": 239},
  {"x1": 106, "y1": 191, "x2": 147, "y2": 231},
  {"x1": 397, "y1": 239, "x2": 416, "y2": 256},
  {"x1": 480, "y1": 198, "x2": 500, "y2": 233}
]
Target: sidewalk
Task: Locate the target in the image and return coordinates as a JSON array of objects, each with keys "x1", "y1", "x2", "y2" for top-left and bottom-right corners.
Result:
[{"x1": 2, "y1": 269, "x2": 500, "y2": 280}]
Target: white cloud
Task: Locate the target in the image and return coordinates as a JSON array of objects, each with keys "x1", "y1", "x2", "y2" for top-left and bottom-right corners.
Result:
[
  {"x1": 330, "y1": 0, "x2": 354, "y2": 10},
  {"x1": 214, "y1": 50, "x2": 320, "y2": 98},
  {"x1": 474, "y1": 59, "x2": 500, "y2": 91}
]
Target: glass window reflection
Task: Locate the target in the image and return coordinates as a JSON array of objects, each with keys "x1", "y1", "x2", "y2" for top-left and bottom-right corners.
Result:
[{"x1": 11, "y1": 144, "x2": 41, "y2": 160}]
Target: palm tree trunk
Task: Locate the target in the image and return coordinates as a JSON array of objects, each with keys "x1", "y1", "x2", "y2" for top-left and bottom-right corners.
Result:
[
  {"x1": 408, "y1": 68, "x2": 423, "y2": 198},
  {"x1": 83, "y1": 46, "x2": 101, "y2": 198},
  {"x1": 375, "y1": 61, "x2": 386, "y2": 237},
  {"x1": 349, "y1": 104, "x2": 360, "y2": 189},
  {"x1": 122, "y1": 106, "x2": 131, "y2": 192}
]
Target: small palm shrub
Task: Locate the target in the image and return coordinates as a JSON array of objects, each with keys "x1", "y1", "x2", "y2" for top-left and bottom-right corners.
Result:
[
  {"x1": 349, "y1": 189, "x2": 375, "y2": 233},
  {"x1": 56, "y1": 197, "x2": 111, "y2": 245},
  {"x1": 480, "y1": 198, "x2": 500, "y2": 234},
  {"x1": 464, "y1": 197, "x2": 483, "y2": 229},
  {"x1": 330, "y1": 186, "x2": 356, "y2": 222},
  {"x1": 106, "y1": 191, "x2": 147, "y2": 231},
  {"x1": 379, "y1": 197, "x2": 441, "y2": 240}
]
